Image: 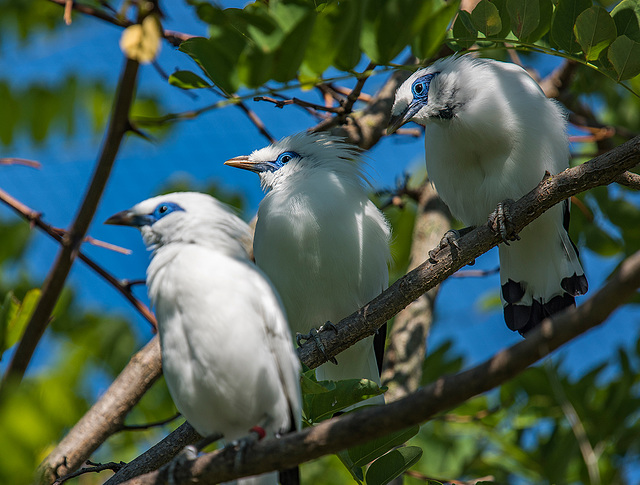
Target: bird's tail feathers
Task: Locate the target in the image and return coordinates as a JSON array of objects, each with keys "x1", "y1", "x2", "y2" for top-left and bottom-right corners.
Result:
[{"x1": 499, "y1": 207, "x2": 587, "y2": 336}]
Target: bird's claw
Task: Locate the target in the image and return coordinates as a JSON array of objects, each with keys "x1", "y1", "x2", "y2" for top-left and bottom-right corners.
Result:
[
  {"x1": 167, "y1": 445, "x2": 198, "y2": 485},
  {"x1": 429, "y1": 229, "x2": 463, "y2": 263},
  {"x1": 231, "y1": 426, "x2": 266, "y2": 471},
  {"x1": 488, "y1": 199, "x2": 521, "y2": 244},
  {"x1": 296, "y1": 323, "x2": 339, "y2": 365}
]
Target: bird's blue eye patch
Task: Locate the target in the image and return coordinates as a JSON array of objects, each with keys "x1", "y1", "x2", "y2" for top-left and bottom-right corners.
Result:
[
  {"x1": 265, "y1": 150, "x2": 300, "y2": 171},
  {"x1": 151, "y1": 202, "x2": 185, "y2": 222},
  {"x1": 411, "y1": 72, "x2": 438, "y2": 100},
  {"x1": 276, "y1": 151, "x2": 299, "y2": 168}
]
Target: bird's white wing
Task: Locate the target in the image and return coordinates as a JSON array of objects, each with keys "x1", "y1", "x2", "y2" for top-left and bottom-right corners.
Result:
[
  {"x1": 253, "y1": 265, "x2": 302, "y2": 432},
  {"x1": 149, "y1": 244, "x2": 300, "y2": 439}
]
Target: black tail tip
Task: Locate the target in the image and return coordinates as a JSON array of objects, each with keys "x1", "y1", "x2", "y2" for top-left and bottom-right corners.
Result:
[
  {"x1": 279, "y1": 466, "x2": 300, "y2": 485},
  {"x1": 504, "y1": 293, "x2": 576, "y2": 337}
]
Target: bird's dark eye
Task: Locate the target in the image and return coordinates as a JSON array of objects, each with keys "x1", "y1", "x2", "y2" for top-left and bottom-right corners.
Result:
[
  {"x1": 411, "y1": 80, "x2": 428, "y2": 98},
  {"x1": 276, "y1": 151, "x2": 299, "y2": 167},
  {"x1": 152, "y1": 202, "x2": 184, "y2": 222},
  {"x1": 411, "y1": 72, "x2": 438, "y2": 100}
]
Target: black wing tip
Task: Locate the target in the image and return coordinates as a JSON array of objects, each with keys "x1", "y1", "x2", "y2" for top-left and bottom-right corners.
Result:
[{"x1": 504, "y1": 293, "x2": 576, "y2": 337}]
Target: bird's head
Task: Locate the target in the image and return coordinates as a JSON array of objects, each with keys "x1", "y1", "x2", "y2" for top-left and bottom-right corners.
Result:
[
  {"x1": 105, "y1": 192, "x2": 251, "y2": 256},
  {"x1": 225, "y1": 132, "x2": 362, "y2": 191},
  {"x1": 388, "y1": 55, "x2": 471, "y2": 134}
]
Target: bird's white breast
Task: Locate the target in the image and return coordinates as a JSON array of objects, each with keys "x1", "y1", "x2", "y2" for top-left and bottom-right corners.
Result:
[
  {"x1": 254, "y1": 168, "x2": 390, "y2": 334},
  {"x1": 424, "y1": 62, "x2": 569, "y2": 226}
]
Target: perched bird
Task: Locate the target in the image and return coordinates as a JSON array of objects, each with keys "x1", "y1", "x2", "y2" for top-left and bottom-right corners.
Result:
[
  {"x1": 388, "y1": 55, "x2": 588, "y2": 336},
  {"x1": 106, "y1": 192, "x2": 301, "y2": 484},
  {"x1": 225, "y1": 133, "x2": 391, "y2": 406}
]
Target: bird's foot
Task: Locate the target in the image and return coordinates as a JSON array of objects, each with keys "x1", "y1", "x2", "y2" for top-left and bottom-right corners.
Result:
[
  {"x1": 231, "y1": 426, "x2": 267, "y2": 472},
  {"x1": 488, "y1": 199, "x2": 521, "y2": 245},
  {"x1": 429, "y1": 228, "x2": 475, "y2": 263},
  {"x1": 296, "y1": 322, "x2": 339, "y2": 365},
  {"x1": 167, "y1": 445, "x2": 198, "y2": 485}
]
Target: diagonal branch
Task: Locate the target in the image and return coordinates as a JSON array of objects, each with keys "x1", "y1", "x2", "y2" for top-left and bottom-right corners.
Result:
[
  {"x1": 1, "y1": 57, "x2": 140, "y2": 392},
  {"x1": 120, "y1": 247, "x2": 640, "y2": 484}
]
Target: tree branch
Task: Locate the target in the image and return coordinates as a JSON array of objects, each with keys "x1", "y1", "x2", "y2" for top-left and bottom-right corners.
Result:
[
  {"x1": 119, "y1": 247, "x2": 640, "y2": 484},
  {"x1": 38, "y1": 336, "x2": 162, "y2": 484},
  {"x1": 1, "y1": 57, "x2": 140, "y2": 389}
]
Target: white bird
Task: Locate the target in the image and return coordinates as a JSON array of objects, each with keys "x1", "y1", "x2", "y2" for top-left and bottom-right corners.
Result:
[
  {"x1": 225, "y1": 133, "x2": 391, "y2": 406},
  {"x1": 105, "y1": 192, "x2": 301, "y2": 485},
  {"x1": 388, "y1": 55, "x2": 588, "y2": 336}
]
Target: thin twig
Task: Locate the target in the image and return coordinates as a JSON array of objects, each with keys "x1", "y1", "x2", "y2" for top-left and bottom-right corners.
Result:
[
  {"x1": 341, "y1": 62, "x2": 377, "y2": 115},
  {"x1": 53, "y1": 460, "x2": 126, "y2": 484},
  {"x1": 325, "y1": 83, "x2": 374, "y2": 103},
  {"x1": 253, "y1": 96, "x2": 342, "y2": 113},
  {"x1": 84, "y1": 235, "x2": 132, "y2": 254},
  {"x1": 0, "y1": 157, "x2": 42, "y2": 168},
  {"x1": 451, "y1": 267, "x2": 500, "y2": 278},
  {"x1": 119, "y1": 413, "x2": 182, "y2": 432},
  {"x1": 235, "y1": 100, "x2": 276, "y2": 143},
  {"x1": 405, "y1": 470, "x2": 495, "y2": 484}
]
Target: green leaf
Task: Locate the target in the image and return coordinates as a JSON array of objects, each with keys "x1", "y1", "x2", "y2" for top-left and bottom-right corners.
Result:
[
  {"x1": 526, "y1": 0, "x2": 554, "y2": 42},
  {"x1": 303, "y1": 0, "x2": 357, "y2": 74},
  {"x1": 337, "y1": 449, "x2": 365, "y2": 483},
  {"x1": 550, "y1": 0, "x2": 592, "y2": 53},
  {"x1": 507, "y1": 0, "x2": 540, "y2": 40},
  {"x1": 365, "y1": 446, "x2": 423, "y2": 485},
  {"x1": 490, "y1": 0, "x2": 514, "y2": 40},
  {"x1": 573, "y1": 6, "x2": 617, "y2": 61},
  {"x1": 450, "y1": 10, "x2": 478, "y2": 50},
  {"x1": 302, "y1": 378, "x2": 385, "y2": 423},
  {"x1": 0, "y1": 289, "x2": 41, "y2": 359},
  {"x1": 611, "y1": 0, "x2": 640, "y2": 42},
  {"x1": 179, "y1": 34, "x2": 244, "y2": 94},
  {"x1": 608, "y1": 35, "x2": 640, "y2": 80},
  {"x1": 271, "y1": 4, "x2": 315, "y2": 83},
  {"x1": 412, "y1": 0, "x2": 461, "y2": 59},
  {"x1": 0, "y1": 292, "x2": 18, "y2": 357},
  {"x1": 471, "y1": 0, "x2": 503, "y2": 37},
  {"x1": 347, "y1": 426, "x2": 420, "y2": 469},
  {"x1": 168, "y1": 70, "x2": 211, "y2": 89},
  {"x1": 334, "y1": 2, "x2": 364, "y2": 71},
  {"x1": 363, "y1": 0, "x2": 454, "y2": 64}
]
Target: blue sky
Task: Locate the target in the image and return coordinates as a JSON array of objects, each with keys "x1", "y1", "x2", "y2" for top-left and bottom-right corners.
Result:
[{"x1": 0, "y1": 1, "x2": 637, "y2": 391}]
